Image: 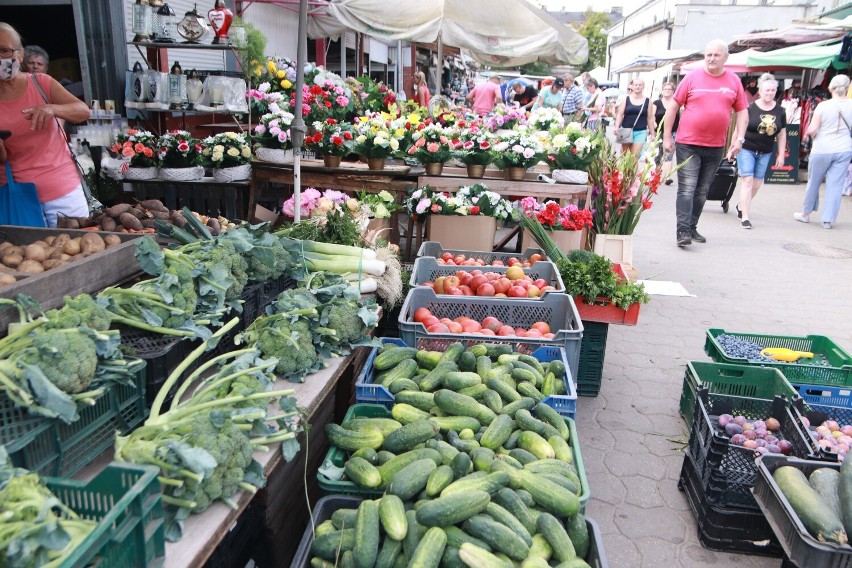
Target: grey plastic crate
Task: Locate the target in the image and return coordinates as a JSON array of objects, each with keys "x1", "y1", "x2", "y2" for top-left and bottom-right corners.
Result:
[
  {"x1": 416, "y1": 241, "x2": 544, "y2": 264},
  {"x1": 409, "y1": 257, "x2": 565, "y2": 298},
  {"x1": 398, "y1": 287, "x2": 582, "y2": 380}
]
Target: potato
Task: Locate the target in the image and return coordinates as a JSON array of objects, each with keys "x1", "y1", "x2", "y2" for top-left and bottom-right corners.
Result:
[
  {"x1": 104, "y1": 234, "x2": 122, "y2": 248},
  {"x1": 137, "y1": 199, "x2": 169, "y2": 213},
  {"x1": 101, "y1": 216, "x2": 117, "y2": 232},
  {"x1": 0, "y1": 246, "x2": 23, "y2": 260},
  {"x1": 43, "y1": 236, "x2": 56, "y2": 247},
  {"x1": 59, "y1": 253, "x2": 72, "y2": 261},
  {"x1": 0, "y1": 242, "x2": 12, "y2": 252},
  {"x1": 150, "y1": 210, "x2": 170, "y2": 220},
  {"x1": 64, "y1": 238, "x2": 82, "y2": 256},
  {"x1": 105, "y1": 203, "x2": 133, "y2": 218},
  {"x1": 17, "y1": 260, "x2": 44, "y2": 273},
  {"x1": 0, "y1": 273, "x2": 15, "y2": 286},
  {"x1": 140, "y1": 218, "x2": 156, "y2": 229},
  {"x1": 64, "y1": 218, "x2": 80, "y2": 229},
  {"x1": 49, "y1": 248, "x2": 65, "y2": 260},
  {"x1": 2, "y1": 254, "x2": 22, "y2": 268},
  {"x1": 24, "y1": 244, "x2": 47, "y2": 262},
  {"x1": 80, "y1": 233, "x2": 106, "y2": 254},
  {"x1": 32, "y1": 240, "x2": 48, "y2": 248},
  {"x1": 119, "y1": 212, "x2": 144, "y2": 231},
  {"x1": 42, "y1": 259, "x2": 67, "y2": 270}
]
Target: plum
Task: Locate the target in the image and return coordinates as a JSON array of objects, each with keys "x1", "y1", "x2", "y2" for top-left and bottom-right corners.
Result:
[
  {"x1": 766, "y1": 444, "x2": 782, "y2": 454},
  {"x1": 766, "y1": 417, "x2": 781, "y2": 432},
  {"x1": 801, "y1": 416, "x2": 811, "y2": 428},
  {"x1": 752, "y1": 420, "x2": 767, "y2": 430},
  {"x1": 743, "y1": 430, "x2": 756, "y2": 441},
  {"x1": 754, "y1": 427, "x2": 768, "y2": 439},
  {"x1": 765, "y1": 435, "x2": 779, "y2": 445},
  {"x1": 742, "y1": 440, "x2": 758, "y2": 449},
  {"x1": 754, "y1": 439, "x2": 767, "y2": 448},
  {"x1": 730, "y1": 433, "x2": 747, "y2": 445},
  {"x1": 733, "y1": 416, "x2": 748, "y2": 426},
  {"x1": 776, "y1": 440, "x2": 793, "y2": 455},
  {"x1": 717, "y1": 414, "x2": 733, "y2": 427},
  {"x1": 725, "y1": 423, "x2": 744, "y2": 437},
  {"x1": 742, "y1": 422, "x2": 754, "y2": 431},
  {"x1": 825, "y1": 420, "x2": 840, "y2": 432},
  {"x1": 841, "y1": 425, "x2": 852, "y2": 437},
  {"x1": 755, "y1": 446, "x2": 769, "y2": 455}
]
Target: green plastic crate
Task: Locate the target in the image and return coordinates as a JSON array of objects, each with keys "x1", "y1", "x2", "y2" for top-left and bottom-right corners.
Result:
[
  {"x1": 679, "y1": 360, "x2": 798, "y2": 427},
  {"x1": 46, "y1": 462, "x2": 165, "y2": 568},
  {"x1": 318, "y1": 403, "x2": 591, "y2": 512},
  {"x1": 577, "y1": 321, "x2": 608, "y2": 397},
  {"x1": 8, "y1": 360, "x2": 148, "y2": 477},
  {"x1": 704, "y1": 328, "x2": 852, "y2": 386}
]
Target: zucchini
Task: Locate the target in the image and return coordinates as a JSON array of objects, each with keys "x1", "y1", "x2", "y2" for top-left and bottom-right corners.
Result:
[
  {"x1": 458, "y1": 542, "x2": 507, "y2": 568},
  {"x1": 565, "y1": 512, "x2": 590, "y2": 559},
  {"x1": 311, "y1": 529, "x2": 356, "y2": 561},
  {"x1": 774, "y1": 465, "x2": 847, "y2": 545},
  {"x1": 419, "y1": 361, "x2": 458, "y2": 392},
  {"x1": 353, "y1": 499, "x2": 380, "y2": 568},
  {"x1": 809, "y1": 468, "x2": 842, "y2": 520},
  {"x1": 345, "y1": 456, "x2": 382, "y2": 488},
  {"x1": 387, "y1": 458, "x2": 438, "y2": 500},
  {"x1": 536, "y1": 512, "x2": 576, "y2": 563},
  {"x1": 373, "y1": 347, "x2": 417, "y2": 370},
  {"x1": 325, "y1": 423, "x2": 384, "y2": 452},
  {"x1": 485, "y1": 502, "x2": 533, "y2": 546},
  {"x1": 480, "y1": 414, "x2": 515, "y2": 450},
  {"x1": 534, "y1": 403, "x2": 570, "y2": 440},
  {"x1": 382, "y1": 419, "x2": 440, "y2": 453},
  {"x1": 416, "y1": 489, "x2": 491, "y2": 527},
  {"x1": 516, "y1": 470, "x2": 580, "y2": 518},
  {"x1": 393, "y1": 390, "x2": 435, "y2": 412},
  {"x1": 409, "y1": 527, "x2": 447, "y2": 568},
  {"x1": 426, "y1": 464, "x2": 456, "y2": 496},
  {"x1": 463, "y1": 514, "x2": 531, "y2": 560},
  {"x1": 379, "y1": 494, "x2": 408, "y2": 541}
]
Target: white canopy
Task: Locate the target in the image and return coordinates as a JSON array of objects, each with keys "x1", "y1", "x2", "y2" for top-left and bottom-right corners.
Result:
[{"x1": 310, "y1": 0, "x2": 588, "y2": 67}]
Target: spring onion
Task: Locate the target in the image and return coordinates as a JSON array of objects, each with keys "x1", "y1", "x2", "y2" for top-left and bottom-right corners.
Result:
[
  {"x1": 285, "y1": 238, "x2": 378, "y2": 260},
  {"x1": 301, "y1": 251, "x2": 386, "y2": 276}
]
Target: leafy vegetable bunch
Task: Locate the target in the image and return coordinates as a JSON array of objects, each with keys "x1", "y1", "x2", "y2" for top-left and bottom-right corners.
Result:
[{"x1": 555, "y1": 250, "x2": 649, "y2": 310}]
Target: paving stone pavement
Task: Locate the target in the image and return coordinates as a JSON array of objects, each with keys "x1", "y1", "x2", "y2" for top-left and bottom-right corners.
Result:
[{"x1": 575, "y1": 177, "x2": 852, "y2": 567}]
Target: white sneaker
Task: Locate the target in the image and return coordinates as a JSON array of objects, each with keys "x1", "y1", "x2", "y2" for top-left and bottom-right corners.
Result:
[
  {"x1": 793, "y1": 212, "x2": 810, "y2": 223},
  {"x1": 823, "y1": 222, "x2": 832, "y2": 229}
]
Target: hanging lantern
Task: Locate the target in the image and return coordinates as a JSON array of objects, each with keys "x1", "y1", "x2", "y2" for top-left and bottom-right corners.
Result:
[
  {"x1": 168, "y1": 61, "x2": 187, "y2": 109},
  {"x1": 153, "y1": 3, "x2": 178, "y2": 43},
  {"x1": 131, "y1": 62, "x2": 149, "y2": 103},
  {"x1": 207, "y1": 0, "x2": 233, "y2": 45},
  {"x1": 186, "y1": 69, "x2": 203, "y2": 109},
  {"x1": 131, "y1": 0, "x2": 153, "y2": 43},
  {"x1": 177, "y1": 3, "x2": 208, "y2": 43}
]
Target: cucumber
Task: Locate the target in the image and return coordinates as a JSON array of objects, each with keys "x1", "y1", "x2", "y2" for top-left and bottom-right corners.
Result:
[
  {"x1": 517, "y1": 354, "x2": 545, "y2": 375},
  {"x1": 458, "y1": 543, "x2": 508, "y2": 568},
  {"x1": 480, "y1": 414, "x2": 515, "y2": 450},
  {"x1": 352, "y1": 447, "x2": 379, "y2": 465},
  {"x1": 389, "y1": 378, "x2": 420, "y2": 394},
  {"x1": 378, "y1": 448, "x2": 443, "y2": 486},
  {"x1": 435, "y1": 389, "x2": 496, "y2": 425},
  {"x1": 548, "y1": 436, "x2": 573, "y2": 464},
  {"x1": 553, "y1": 560, "x2": 592, "y2": 568},
  {"x1": 353, "y1": 499, "x2": 380, "y2": 568},
  {"x1": 394, "y1": 390, "x2": 435, "y2": 412},
  {"x1": 536, "y1": 512, "x2": 576, "y2": 563},
  {"x1": 440, "y1": 343, "x2": 466, "y2": 364},
  {"x1": 425, "y1": 439, "x2": 460, "y2": 465},
  {"x1": 375, "y1": 537, "x2": 403, "y2": 568},
  {"x1": 487, "y1": 377, "x2": 522, "y2": 403},
  {"x1": 416, "y1": 489, "x2": 491, "y2": 527},
  {"x1": 476, "y1": 356, "x2": 493, "y2": 380},
  {"x1": 809, "y1": 468, "x2": 842, "y2": 520},
  {"x1": 494, "y1": 488, "x2": 537, "y2": 535},
  {"x1": 430, "y1": 415, "x2": 482, "y2": 433},
  {"x1": 484, "y1": 343, "x2": 514, "y2": 359},
  {"x1": 316, "y1": 519, "x2": 337, "y2": 538},
  {"x1": 528, "y1": 533, "x2": 553, "y2": 560},
  {"x1": 546, "y1": 359, "x2": 566, "y2": 378},
  {"x1": 426, "y1": 464, "x2": 456, "y2": 496},
  {"x1": 534, "y1": 404, "x2": 570, "y2": 440},
  {"x1": 376, "y1": 451, "x2": 396, "y2": 465},
  {"x1": 525, "y1": 458, "x2": 577, "y2": 478},
  {"x1": 509, "y1": 448, "x2": 539, "y2": 466},
  {"x1": 331, "y1": 508, "x2": 358, "y2": 530},
  {"x1": 441, "y1": 546, "x2": 463, "y2": 568},
  {"x1": 516, "y1": 470, "x2": 581, "y2": 518},
  {"x1": 470, "y1": 447, "x2": 496, "y2": 472},
  {"x1": 466, "y1": 344, "x2": 489, "y2": 357},
  {"x1": 419, "y1": 362, "x2": 459, "y2": 392},
  {"x1": 500, "y1": 398, "x2": 536, "y2": 417},
  {"x1": 463, "y1": 514, "x2": 531, "y2": 560},
  {"x1": 345, "y1": 456, "x2": 382, "y2": 488},
  {"x1": 518, "y1": 431, "x2": 556, "y2": 460},
  {"x1": 504, "y1": 429, "x2": 522, "y2": 450},
  {"x1": 515, "y1": 489, "x2": 536, "y2": 508},
  {"x1": 457, "y1": 351, "x2": 477, "y2": 373},
  {"x1": 382, "y1": 419, "x2": 440, "y2": 453},
  {"x1": 448, "y1": 429, "x2": 480, "y2": 452},
  {"x1": 444, "y1": 526, "x2": 493, "y2": 551},
  {"x1": 325, "y1": 423, "x2": 384, "y2": 452},
  {"x1": 374, "y1": 347, "x2": 417, "y2": 370},
  {"x1": 409, "y1": 527, "x2": 446, "y2": 568},
  {"x1": 404, "y1": 509, "x2": 427, "y2": 561},
  {"x1": 511, "y1": 366, "x2": 543, "y2": 387},
  {"x1": 380, "y1": 359, "x2": 419, "y2": 384},
  {"x1": 458, "y1": 384, "x2": 490, "y2": 400},
  {"x1": 311, "y1": 529, "x2": 356, "y2": 561},
  {"x1": 485, "y1": 502, "x2": 533, "y2": 546},
  {"x1": 494, "y1": 453, "x2": 523, "y2": 470},
  {"x1": 416, "y1": 350, "x2": 443, "y2": 370},
  {"x1": 515, "y1": 409, "x2": 560, "y2": 439},
  {"x1": 444, "y1": 371, "x2": 482, "y2": 390},
  {"x1": 481, "y1": 390, "x2": 503, "y2": 414},
  {"x1": 522, "y1": 557, "x2": 550, "y2": 568},
  {"x1": 774, "y1": 465, "x2": 847, "y2": 545},
  {"x1": 839, "y1": 458, "x2": 852, "y2": 539},
  {"x1": 391, "y1": 403, "x2": 431, "y2": 424},
  {"x1": 310, "y1": 557, "x2": 336, "y2": 568},
  {"x1": 345, "y1": 418, "x2": 403, "y2": 437},
  {"x1": 516, "y1": 381, "x2": 545, "y2": 403},
  {"x1": 538, "y1": 473, "x2": 580, "y2": 495},
  {"x1": 379, "y1": 494, "x2": 408, "y2": 541},
  {"x1": 340, "y1": 550, "x2": 355, "y2": 568},
  {"x1": 442, "y1": 471, "x2": 510, "y2": 496},
  {"x1": 450, "y1": 451, "x2": 473, "y2": 479},
  {"x1": 540, "y1": 372, "x2": 556, "y2": 397},
  {"x1": 387, "y1": 458, "x2": 438, "y2": 500},
  {"x1": 565, "y1": 512, "x2": 590, "y2": 559}
]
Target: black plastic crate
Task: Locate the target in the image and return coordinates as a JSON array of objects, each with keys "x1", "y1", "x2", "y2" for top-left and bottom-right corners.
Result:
[
  {"x1": 687, "y1": 388, "x2": 813, "y2": 511},
  {"x1": 259, "y1": 274, "x2": 297, "y2": 306},
  {"x1": 204, "y1": 500, "x2": 267, "y2": 568},
  {"x1": 678, "y1": 451, "x2": 783, "y2": 557},
  {"x1": 577, "y1": 321, "x2": 608, "y2": 397},
  {"x1": 753, "y1": 454, "x2": 852, "y2": 568}
]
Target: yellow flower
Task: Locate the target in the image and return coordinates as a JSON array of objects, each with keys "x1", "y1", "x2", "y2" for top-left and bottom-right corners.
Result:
[
  {"x1": 254, "y1": 65, "x2": 263, "y2": 77},
  {"x1": 408, "y1": 112, "x2": 421, "y2": 124},
  {"x1": 214, "y1": 145, "x2": 225, "y2": 153},
  {"x1": 276, "y1": 70, "x2": 286, "y2": 79},
  {"x1": 282, "y1": 79, "x2": 292, "y2": 89},
  {"x1": 356, "y1": 135, "x2": 367, "y2": 144},
  {"x1": 346, "y1": 198, "x2": 360, "y2": 212},
  {"x1": 225, "y1": 132, "x2": 238, "y2": 139},
  {"x1": 394, "y1": 129, "x2": 405, "y2": 137},
  {"x1": 241, "y1": 147, "x2": 252, "y2": 158},
  {"x1": 227, "y1": 148, "x2": 240, "y2": 157},
  {"x1": 267, "y1": 60, "x2": 277, "y2": 73}
]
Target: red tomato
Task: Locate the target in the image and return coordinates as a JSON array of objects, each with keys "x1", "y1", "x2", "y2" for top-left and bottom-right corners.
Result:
[
  {"x1": 459, "y1": 285, "x2": 473, "y2": 296},
  {"x1": 422, "y1": 315, "x2": 440, "y2": 328},
  {"x1": 446, "y1": 321, "x2": 463, "y2": 333},
  {"x1": 427, "y1": 323, "x2": 450, "y2": 333},
  {"x1": 482, "y1": 316, "x2": 502, "y2": 332},
  {"x1": 469, "y1": 275, "x2": 488, "y2": 292},
  {"x1": 497, "y1": 325, "x2": 515, "y2": 336},
  {"x1": 414, "y1": 307, "x2": 432, "y2": 323},
  {"x1": 507, "y1": 286, "x2": 527, "y2": 298},
  {"x1": 533, "y1": 279, "x2": 548, "y2": 289},
  {"x1": 531, "y1": 322, "x2": 551, "y2": 334},
  {"x1": 480, "y1": 328, "x2": 496, "y2": 336},
  {"x1": 461, "y1": 320, "x2": 482, "y2": 333},
  {"x1": 525, "y1": 329, "x2": 543, "y2": 338}
]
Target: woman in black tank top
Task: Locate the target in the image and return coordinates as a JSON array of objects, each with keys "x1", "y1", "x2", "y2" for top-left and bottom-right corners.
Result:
[{"x1": 614, "y1": 78, "x2": 655, "y2": 156}]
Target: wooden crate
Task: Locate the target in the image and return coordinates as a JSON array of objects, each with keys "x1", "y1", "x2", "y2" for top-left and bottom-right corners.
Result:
[{"x1": 0, "y1": 226, "x2": 144, "y2": 333}]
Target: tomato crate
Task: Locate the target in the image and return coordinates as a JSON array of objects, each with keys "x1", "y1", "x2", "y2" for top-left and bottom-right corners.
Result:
[
  {"x1": 704, "y1": 328, "x2": 852, "y2": 387},
  {"x1": 9, "y1": 360, "x2": 147, "y2": 477},
  {"x1": 576, "y1": 321, "x2": 608, "y2": 397},
  {"x1": 686, "y1": 387, "x2": 813, "y2": 512},
  {"x1": 293, "y1": 495, "x2": 610, "y2": 568},
  {"x1": 574, "y1": 264, "x2": 640, "y2": 326},
  {"x1": 355, "y1": 337, "x2": 577, "y2": 419},
  {"x1": 679, "y1": 361, "x2": 798, "y2": 428},
  {"x1": 317, "y1": 403, "x2": 590, "y2": 513},
  {"x1": 409, "y1": 256, "x2": 565, "y2": 298},
  {"x1": 398, "y1": 287, "x2": 583, "y2": 380},
  {"x1": 416, "y1": 240, "x2": 544, "y2": 264},
  {"x1": 753, "y1": 455, "x2": 852, "y2": 568},
  {"x1": 677, "y1": 451, "x2": 783, "y2": 557},
  {"x1": 45, "y1": 462, "x2": 165, "y2": 568}
]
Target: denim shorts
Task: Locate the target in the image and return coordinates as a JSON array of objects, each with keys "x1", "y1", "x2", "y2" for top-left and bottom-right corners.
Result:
[
  {"x1": 738, "y1": 148, "x2": 772, "y2": 179},
  {"x1": 632, "y1": 129, "x2": 648, "y2": 144}
]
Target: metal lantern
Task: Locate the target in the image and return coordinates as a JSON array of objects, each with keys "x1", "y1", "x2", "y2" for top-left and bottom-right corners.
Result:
[
  {"x1": 153, "y1": 3, "x2": 178, "y2": 43},
  {"x1": 186, "y1": 69, "x2": 203, "y2": 109},
  {"x1": 131, "y1": 62, "x2": 149, "y2": 102},
  {"x1": 131, "y1": 0, "x2": 153, "y2": 43},
  {"x1": 168, "y1": 61, "x2": 186, "y2": 109},
  {"x1": 177, "y1": 4, "x2": 208, "y2": 43}
]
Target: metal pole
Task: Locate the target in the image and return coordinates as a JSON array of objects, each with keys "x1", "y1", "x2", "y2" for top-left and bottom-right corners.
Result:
[
  {"x1": 292, "y1": 0, "x2": 308, "y2": 222},
  {"x1": 341, "y1": 34, "x2": 347, "y2": 77},
  {"x1": 396, "y1": 40, "x2": 402, "y2": 94},
  {"x1": 437, "y1": 33, "x2": 443, "y2": 94}
]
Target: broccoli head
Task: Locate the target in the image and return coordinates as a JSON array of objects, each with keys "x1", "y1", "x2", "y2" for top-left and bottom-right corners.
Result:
[
  {"x1": 245, "y1": 316, "x2": 321, "y2": 381},
  {"x1": 43, "y1": 294, "x2": 113, "y2": 332},
  {"x1": 135, "y1": 261, "x2": 199, "y2": 329},
  {"x1": 318, "y1": 296, "x2": 381, "y2": 347},
  {"x1": 245, "y1": 237, "x2": 292, "y2": 283},
  {"x1": 189, "y1": 239, "x2": 248, "y2": 301},
  {"x1": 18, "y1": 329, "x2": 97, "y2": 394}
]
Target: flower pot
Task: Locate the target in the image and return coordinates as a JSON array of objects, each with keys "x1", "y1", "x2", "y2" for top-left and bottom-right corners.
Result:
[
  {"x1": 426, "y1": 215, "x2": 496, "y2": 252},
  {"x1": 521, "y1": 228, "x2": 587, "y2": 253},
  {"x1": 323, "y1": 155, "x2": 342, "y2": 168},
  {"x1": 552, "y1": 169, "x2": 589, "y2": 185},
  {"x1": 424, "y1": 162, "x2": 444, "y2": 176},
  {"x1": 505, "y1": 167, "x2": 526, "y2": 181},
  {"x1": 124, "y1": 166, "x2": 158, "y2": 181},
  {"x1": 592, "y1": 233, "x2": 634, "y2": 266},
  {"x1": 212, "y1": 164, "x2": 251, "y2": 182},
  {"x1": 367, "y1": 158, "x2": 386, "y2": 171},
  {"x1": 365, "y1": 217, "x2": 392, "y2": 237},
  {"x1": 256, "y1": 147, "x2": 293, "y2": 164},
  {"x1": 466, "y1": 164, "x2": 486, "y2": 179},
  {"x1": 159, "y1": 166, "x2": 205, "y2": 181}
]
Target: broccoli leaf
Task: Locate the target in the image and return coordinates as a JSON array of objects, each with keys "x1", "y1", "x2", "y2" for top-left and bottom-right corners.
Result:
[
  {"x1": 134, "y1": 237, "x2": 165, "y2": 275},
  {"x1": 242, "y1": 459, "x2": 266, "y2": 488},
  {"x1": 221, "y1": 227, "x2": 255, "y2": 253},
  {"x1": 281, "y1": 436, "x2": 300, "y2": 462},
  {"x1": 20, "y1": 364, "x2": 78, "y2": 422}
]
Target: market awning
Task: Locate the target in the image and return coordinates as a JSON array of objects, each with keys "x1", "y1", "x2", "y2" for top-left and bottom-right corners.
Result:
[
  {"x1": 611, "y1": 49, "x2": 699, "y2": 74},
  {"x1": 746, "y1": 40, "x2": 850, "y2": 70},
  {"x1": 732, "y1": 26, "x2": 845, "y2": 49}
]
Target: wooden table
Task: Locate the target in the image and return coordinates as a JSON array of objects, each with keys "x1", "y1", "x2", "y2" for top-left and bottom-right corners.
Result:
[
  {"x1": 163, "y1": 347, "x2": 370, "y2": 567},
  {"x1": 129, "y1": 177, "x2": 250, "y2": 221}
]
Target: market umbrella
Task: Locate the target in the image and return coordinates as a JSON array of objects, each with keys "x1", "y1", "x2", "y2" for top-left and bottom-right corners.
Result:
[
  {"x1": 678, "y1": 48, "x2": 800, "y2": 73},
  {"x1": 746, "y1": 40, "x2": 849, "y2": 70}
]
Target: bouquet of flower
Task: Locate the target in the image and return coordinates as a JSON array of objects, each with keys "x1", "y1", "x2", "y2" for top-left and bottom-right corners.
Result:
[
  {"x1": 253, "y1": 56, "x2": 321, "y2": 98},
  {"x1": 291, "y1": 79, "x2": 354, "y2": 123},
  {"x1": 281, "y1": 187, "x2": 351, "y2": 219},
  {"x1": 348, "y1": 113, "x2": 403, "y2": 159},
  {"x1": 484, "y1": 105, "x2": 527, "y2": 131},
  {"x1": 357, "y1": 190, "x2": 400, "y2": 219},
  {"x1": 407, "y1": 122, "x2": 453, "y2": 164},
  {"x1": 156, "y1": 130, "x2": 202, "y2": 168},
  {"x1": 253, "y1": 107, "x2": 296, "y2": 149},
  {"x1": 305, "y1": 119, "x2": 354, "y2": 156},
  {"x1": 492, "y1": 128, "x2": 544, "y2": 169},
  {"x1": 198, "y1": 132, "x2": 252, "y2": 169},
  {"x1": 516, "y1": 197, "x2": 593, "y2": 231},
  {"x1": 450, "y1": 122, "x2": 494, "y2": 166},
  {"x1": 406, "y1": 184, "x2": 512, "y2": 220},
  {"x1": 546, "y1": 122, "x2": 604, "y2": 171},
  {"x1": 351, "y1": 76, "x2": 399, "y2": 115},
  {"x1": 527, "y1": 107, "x2": 564, "y2": 132},
  {"x1": 246, "y1": 83, "x2": 288, "y2": 116},
  {"x1": 109, "y1": 129, "x2": 157, "y2": 167},
  {"x1": 388, "y1": 111, "x2": 424, "y2": 156}
]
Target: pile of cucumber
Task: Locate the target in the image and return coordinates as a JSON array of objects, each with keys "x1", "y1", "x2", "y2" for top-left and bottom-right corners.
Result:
[{"x1": 313, "y1": 342, "x2": 591, "y2": 567}]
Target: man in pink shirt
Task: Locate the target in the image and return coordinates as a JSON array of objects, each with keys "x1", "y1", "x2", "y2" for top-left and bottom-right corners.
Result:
[
  {"x1": 466, "y1": 75, "x2": 501, "y2": 116},
  {"x1": 663, "y1": 39, "x2": 749, "y2": 247}
]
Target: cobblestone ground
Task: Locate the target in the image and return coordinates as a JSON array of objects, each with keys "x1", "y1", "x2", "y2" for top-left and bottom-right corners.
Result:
[{"x1": 576, "y1": 177, "x2": 852, "y2": 567}]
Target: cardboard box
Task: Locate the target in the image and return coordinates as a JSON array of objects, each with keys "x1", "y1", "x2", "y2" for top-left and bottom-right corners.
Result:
[
  {"x1": 425, "y1": 215, "x2": 496, "y2": 253},
  {"x1": 521, "y1": 227, "x2": 587, "y2": 253},
  {"x1": 252, "y1": 204, "x2": 281, "y2": 227}
]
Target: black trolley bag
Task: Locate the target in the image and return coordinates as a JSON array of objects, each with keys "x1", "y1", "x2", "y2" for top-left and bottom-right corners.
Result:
[{"x1": 706, "y1": 158, "x2": 738, "y2": 213}]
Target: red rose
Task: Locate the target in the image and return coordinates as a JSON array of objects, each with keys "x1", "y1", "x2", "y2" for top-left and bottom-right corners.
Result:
[
  {"x1": 327, "y1": 118, "x2": 337, "y2": 125},
  {"x1": 343, "y1": 131, "x2": 353, "y2": 140},
  {"x1": 310, "y1": 84, "x2": 323, "y2": 95},
  {"x1": 470, "y1": 206, "x2": 480, "y2": 215},
  {"x1": 331, "y1": 135, "x2": 343, "y2": 146}
]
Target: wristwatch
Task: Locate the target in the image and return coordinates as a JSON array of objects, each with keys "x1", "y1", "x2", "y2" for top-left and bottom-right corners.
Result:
[{"x1": 736, "y1": 136, "x2": 745, "y2": 144}]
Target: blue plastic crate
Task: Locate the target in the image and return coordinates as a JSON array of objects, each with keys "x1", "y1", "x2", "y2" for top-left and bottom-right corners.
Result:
[
  {"x1": 355, "y1": 337, "x2": 577, "y2": 419},
  {"x1": 792, "y1": 382, "x2": 852, "y2": 409}
]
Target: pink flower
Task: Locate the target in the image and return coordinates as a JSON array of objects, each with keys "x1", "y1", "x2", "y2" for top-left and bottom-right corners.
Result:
[
  {"x1": 177, "y1": 141, "x2": 189, "y2": 152},
  {"x1": 254, "y1": 124, "x2": 266, "y2": 135},
  {"x1": 336, "y1": 95, "x2": 349, "y2": 106},
  {"x1": 415, "y1": 197, "x2": 431, "y2": 214},
  {"x1": 427, "y1": 142, "x2": 440, "y2": 153},
  {"x1": 430, "y1": 204, "x2": 440, "y2": 213},
  {"x1": 277, "y1": 131, "x2": 289, "y2": 143},
  {"x1": 415, "y1": 138, "x2": 426, "y2": 148},
  {"x1": 479, "y1": 141, "x2": 491, "y2": 150},
  {"x1": 463, "y1": 141, "x2": 474, "y2": 150}
]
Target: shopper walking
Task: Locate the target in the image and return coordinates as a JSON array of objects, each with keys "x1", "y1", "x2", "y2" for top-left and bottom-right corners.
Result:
[
  {"x1": 653, "y1": 82, "x2": 680, "y2": 184},
  {"x1": 794, "y1": 74, "x2": 852, "y2": 229},
  {"x1": 614, "y1": 78, "x2": 655, "y2": 157},
  {"x1": 664, "y1": 39, "x2": 749, "y2": 247},
  {"x1": 412, "y1": 71, "x2": 431, "y2": 108},
  {"x1": 466, "y1": 75, "x2": 501, "y2": 116},
  {"x1": 561, "y1": 73, "x2": 584, "y2": 121},
  {"x1": 583, "y1": 78, "x2": 605, "y2": 131},
  {"x1": 737, "y1": 74, "x2": 786, "y2": 229}
]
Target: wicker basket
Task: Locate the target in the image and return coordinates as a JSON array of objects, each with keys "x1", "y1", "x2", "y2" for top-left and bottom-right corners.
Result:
[
  {"x1": 553, "y1": 169, "x2": 589, "y2": 184},
  {"x1": 124, "y1": 167, "x2": 158, "y2": 181},
  {"x1": 255, "y1": 147, "x2": 293, "y2": 164},
  {"x1": 212, "y1": 164, "x2": 251, "y2": 182},
  {"x1": 159, "y1": 166, "x2": 204, "y2": 181}
]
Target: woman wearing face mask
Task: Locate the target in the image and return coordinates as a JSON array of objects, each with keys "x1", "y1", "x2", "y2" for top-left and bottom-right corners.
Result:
[{"x1": 0, "y1": 22, "x2": 90, "y2": 227}]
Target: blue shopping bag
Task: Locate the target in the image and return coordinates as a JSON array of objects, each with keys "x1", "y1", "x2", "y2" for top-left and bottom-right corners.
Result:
[{"x1": 0, "y1": 162, "x2": 46, "y2": 227}]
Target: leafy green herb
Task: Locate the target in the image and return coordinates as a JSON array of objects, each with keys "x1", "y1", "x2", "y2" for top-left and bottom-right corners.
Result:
[{"x1": 555, "y1": 254, "x2": 649, "y2": 310}]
